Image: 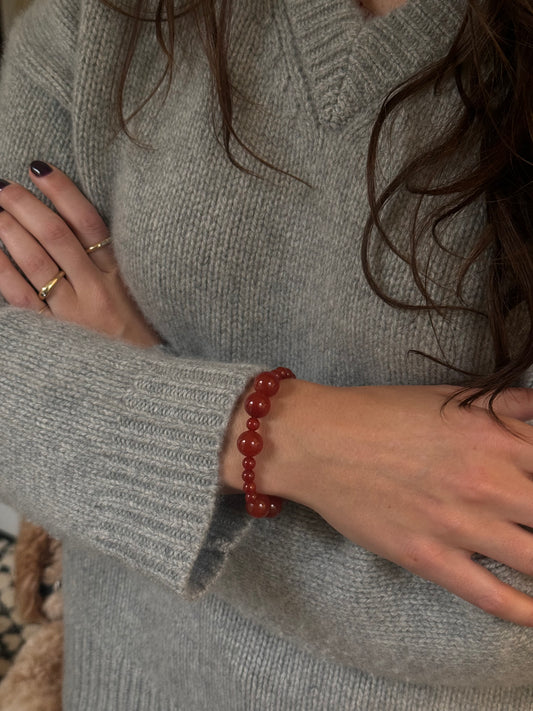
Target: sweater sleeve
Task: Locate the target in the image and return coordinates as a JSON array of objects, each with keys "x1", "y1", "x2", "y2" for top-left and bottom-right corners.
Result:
[{"x1": 0, "y1": 0, "x2": 257, "y2": 599}]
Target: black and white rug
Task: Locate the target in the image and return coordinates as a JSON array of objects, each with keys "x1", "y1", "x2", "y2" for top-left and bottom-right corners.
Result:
[{"x1": 0, "y1": 534, "x2": 37, "y2": 679}]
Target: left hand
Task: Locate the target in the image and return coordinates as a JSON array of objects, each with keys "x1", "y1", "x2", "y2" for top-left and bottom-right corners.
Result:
[{"x1": 0, "y1": 162, "x2": 161, "y2": 347}]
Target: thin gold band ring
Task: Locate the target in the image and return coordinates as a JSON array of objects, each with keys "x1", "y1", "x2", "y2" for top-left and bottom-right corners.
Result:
[
  {"x1": 37, "y1": 238, "x2": 112, "y2": 302},
  {"x1": 86, "y1": 237, "x2": 112, "y2": 254}
]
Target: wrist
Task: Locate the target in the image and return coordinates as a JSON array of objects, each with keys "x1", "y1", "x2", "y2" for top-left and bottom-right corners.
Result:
[{"x1": 219, "y1": 375, "x2": 323, "y2": 505}]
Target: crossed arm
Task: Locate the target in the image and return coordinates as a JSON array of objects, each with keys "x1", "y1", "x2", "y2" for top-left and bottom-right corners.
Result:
[{"x1": 2, "y1": 164, "x2": 533, "y2": 626}]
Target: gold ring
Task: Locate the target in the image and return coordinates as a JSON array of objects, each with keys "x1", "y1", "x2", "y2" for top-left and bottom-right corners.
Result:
[
  {"x1": 86, "y1": 237, "x2": 112, "y2": 254},
  {"x1": 38, "y1": 270, "x2": 65, "y2": 301}
]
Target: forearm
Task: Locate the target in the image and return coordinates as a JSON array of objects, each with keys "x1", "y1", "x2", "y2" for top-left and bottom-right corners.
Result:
[{"x1": 0, "y1": 307, "x2": 262, "y2": 596}]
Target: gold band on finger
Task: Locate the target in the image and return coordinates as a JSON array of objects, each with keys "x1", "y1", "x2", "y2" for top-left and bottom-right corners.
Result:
[
  {"x1": 38, "y1": 270, "x2": 65, "y2": 301},
  {"x1": 86, "y1": 237, "x2": 112, "y2": 255}
]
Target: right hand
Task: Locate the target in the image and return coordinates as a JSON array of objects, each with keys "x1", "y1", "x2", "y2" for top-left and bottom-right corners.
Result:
[
  {"x1": 221, "y1": 380, "x2": 533, "y2": 625},
  {"x1": 0, "y1": 165, "x2": 162, "y2": 348}
]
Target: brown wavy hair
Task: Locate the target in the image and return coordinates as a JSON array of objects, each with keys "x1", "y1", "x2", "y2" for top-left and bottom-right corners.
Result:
[{"x1": 100, "y1": 0, "x2": 533, "y2": 412}]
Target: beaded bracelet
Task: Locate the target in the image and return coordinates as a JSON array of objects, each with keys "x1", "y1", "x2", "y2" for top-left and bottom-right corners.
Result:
[{"x1": 237, "y1": 367, "x2": 295, "y2": 518}]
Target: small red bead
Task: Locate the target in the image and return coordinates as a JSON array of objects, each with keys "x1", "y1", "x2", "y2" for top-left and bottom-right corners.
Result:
[
  {"x1": 246, "y1": 494, "x2": 270, "y2": 518},
  {"x1": 245, "y1": 492, "x2": 257, "y2": 503},
  {"x1": 243, "y1": 481, "x2": 256, "y2": 494},
  {"x1": 266, "y1": 496, "x2": 284, "y2": 518},
  {"x1": 242, "y1": 457, "x2": 256, "y2": 469},
  {"x1": 245, "y1": 392, "x2": 271, "y2": 418},
  {"x1": 242, "y1": 470, "x2": 255, "y2": 483},
  {"x1": 246, "y1": 417, "x2": 260, "y2": 431},
  {"x1": 237, "y1": 430, "x2": 263, "y2": 456},
  {"x1": 254, "y1": 372, "x2": 280, "y2": 397},
  {"x1": 273, "y1": 367, "x2": 295, "y2": 379}
]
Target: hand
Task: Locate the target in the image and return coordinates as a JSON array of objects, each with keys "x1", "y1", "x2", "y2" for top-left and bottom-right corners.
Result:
[
  {"x1": 0, "y1": 162, "x2": 161, "y2": 348},
  {"x1": 222, "y1": 380, "x2": 533, "y2": 624}
]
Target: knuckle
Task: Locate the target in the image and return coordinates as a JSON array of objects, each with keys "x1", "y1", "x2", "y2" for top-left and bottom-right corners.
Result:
[
  {"x1": 0, "y1": 212, "x2": 16, "y2": 241},
  {"x1": 12, "y1": 291, "x2": 36, "y2": 310},
  {"x1": 24, "y1": 253, "x2": 50, "y2": 274},
  {"x1": 84, "y1": 283, "x2": 119, "y2": 319},
  {"x1": 400, "y1": 538, "x2": 440, "y2": 576},
  {"x1": 96, "y1": 290, "x2": 121, "y2": 321},
  {"x1": 473, "y1": 590, "x2": 505, "y2": 617},
  {"x1": 43, "y1": 217, "x2": 70, "y2": 244},
  {"x1": 76, "y1": 210, "x2": 106, "y2": 239},
  {"x1": 434, "y1": 511, "x2": 465, "y2": 540},
  {"x1": 458, "y1": 467, "x2": 498, "y2": 505},
  {"x1": 3, "y1": 183, "x2": 27, "y2": 208}
]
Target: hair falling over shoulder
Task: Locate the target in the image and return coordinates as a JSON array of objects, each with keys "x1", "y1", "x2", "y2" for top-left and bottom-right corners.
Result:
[{"x1": 99, "y1": 0, "x2": 533, "y2": 412}]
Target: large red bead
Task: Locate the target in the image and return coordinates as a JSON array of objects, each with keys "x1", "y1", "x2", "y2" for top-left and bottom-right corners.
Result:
[
  {"x1": 245, "y1": 392, "x2": 271, "y2": 418},
  {"x1": 237, "y1": 430, "x2": 263, "y2": 456},
  {"x1": 266, "y1": 496, "x2": 284, "y2": 518},
  {"x1": 246, "y1": 493, "x2": 270, "y2": 518},
  {"x1": 254, "y1": 372, "x2": 280, "y2": 397}
]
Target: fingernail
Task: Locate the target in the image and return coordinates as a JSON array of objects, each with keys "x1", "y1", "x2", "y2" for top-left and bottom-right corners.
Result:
[
  {"x1": 0, "y1": 180, "x2": 9, "y2": 191},
  {"x1": 30, "y1": 161, "x2": 52, "y2": 177}
]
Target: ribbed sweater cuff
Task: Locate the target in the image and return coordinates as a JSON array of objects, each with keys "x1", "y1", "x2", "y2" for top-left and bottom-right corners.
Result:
[{"x1": 0, "y1": 308, "x2": 260, "y2": 597}]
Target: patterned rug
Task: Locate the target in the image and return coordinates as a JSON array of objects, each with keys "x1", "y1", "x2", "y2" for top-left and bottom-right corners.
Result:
[{"x1": 0, "y1": 534, "x2": 37, "y2": 680}]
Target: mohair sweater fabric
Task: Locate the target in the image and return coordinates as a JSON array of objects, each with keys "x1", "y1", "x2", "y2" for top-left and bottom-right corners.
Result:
[{"x1": 1, "y1": 0, "x2": 533, "y2": 708}]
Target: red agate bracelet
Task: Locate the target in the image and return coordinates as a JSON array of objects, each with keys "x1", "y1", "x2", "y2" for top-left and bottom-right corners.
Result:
[{"x1": 237, "y1": 367, "x2": 295, "y2": 518}]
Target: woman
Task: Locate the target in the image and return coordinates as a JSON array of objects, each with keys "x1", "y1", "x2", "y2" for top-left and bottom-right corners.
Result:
[{"x1": 0, "y1": 0, "x2": 532, "y2": 707}]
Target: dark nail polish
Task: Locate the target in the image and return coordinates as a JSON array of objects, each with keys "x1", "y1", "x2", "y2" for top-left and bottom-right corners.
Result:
[
  {"x1": 30, "y1": 161, "x2": 52, "y2": 177},
  {"x1": 0, "y1": 180, "x2": 9, "y2": 191}
]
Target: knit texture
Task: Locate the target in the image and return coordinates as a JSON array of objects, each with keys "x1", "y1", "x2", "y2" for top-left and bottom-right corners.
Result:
[{"x1": 0, "y1": 0, "x2": 533, "y2": 708}]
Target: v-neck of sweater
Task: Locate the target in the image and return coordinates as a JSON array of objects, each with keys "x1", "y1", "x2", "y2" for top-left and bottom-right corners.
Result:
[{"x1": 281, "y1": 0, "x2": 466, "y2": 126}]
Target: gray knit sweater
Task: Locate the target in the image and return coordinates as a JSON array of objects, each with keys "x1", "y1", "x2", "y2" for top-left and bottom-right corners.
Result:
[{"x1": 1, "y1": 0, "x2": 533, "y2": 708}]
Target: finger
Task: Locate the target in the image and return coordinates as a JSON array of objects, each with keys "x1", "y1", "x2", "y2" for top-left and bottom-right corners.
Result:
[
  {"x1": 0, "y1": 179, "x2": 98, "y2": 291},
  {"x1": 28, "y1": 162, "x2": 116, "y2": 273},
  {"x1": 444, "y1": 384, "x2": 533, "y2": 423},
  {"x1": 0, "y1": 210, "x2": 73, "y2": 308},
  {"x1": 0, "y1": 248, "x2": 54, "y2": 313},
  {"x1": 475, "y1": 387, "x2": 533, "y2": 422},
  {"x1": 416, "y1": 547, "x2": 533, "y2": 626},
  {"x1": 468, "y1": 521, "x2": 533, "y2": 580}
]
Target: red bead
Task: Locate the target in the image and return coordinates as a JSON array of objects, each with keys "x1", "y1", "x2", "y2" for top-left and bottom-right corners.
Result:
[
  {"x1": 273, "y1": 367, "x2": 295, "y2": 380},
  {"x1": 237, "y1": 430, "x2": 263, "y2": 456},
  {"x1": 246, "y1": 494, "x2": 270, "y2": 518},
  {"x1": 245, "y1": 392, "x2": 271, "y2": 418},
  {"x1": 254, "y1": 372, "x2": 280, "y2": 397},
  {"x1": 240, "y1": 367, "x2": 294, "y2": 521},
  {"x1": 246, "y1": 417, "x2": 260, "y2": 431},
  {"x1": 266, "y1": 496, "x2": 284, "y2": 518}
]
